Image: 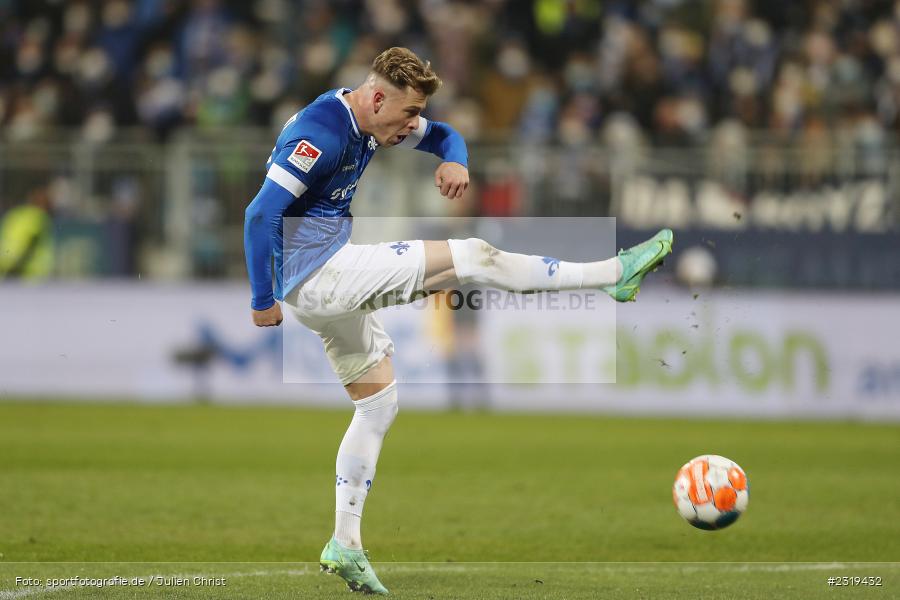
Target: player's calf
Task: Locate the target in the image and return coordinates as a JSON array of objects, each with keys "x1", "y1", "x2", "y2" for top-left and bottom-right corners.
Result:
[{"x1": 446, "y1": 237, "x2": 621, "y2": 292}]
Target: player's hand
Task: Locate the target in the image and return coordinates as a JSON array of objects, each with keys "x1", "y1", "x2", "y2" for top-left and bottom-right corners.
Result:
[
  {"x1": 435, "y1": 162, "x2": 469, "y2": 199},
  {"x1": 252, "y1": 302, "x2": 283, "y2": 327}
]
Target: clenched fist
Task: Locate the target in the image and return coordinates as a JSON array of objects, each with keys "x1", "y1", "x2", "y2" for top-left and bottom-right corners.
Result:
[
  {"x1": 434, "y1": 162, "x2": 469, "y2": 199},
  {"x1": 252, "y1": 302, "x2": 283, "y2": 327}
]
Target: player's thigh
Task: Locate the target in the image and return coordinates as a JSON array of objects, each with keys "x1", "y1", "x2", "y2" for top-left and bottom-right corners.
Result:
[
  {"x1": 296, "y1": 240, "x2": 427, "y2": 317},
  {"x1": 423, "y1": 240, "x2": 458, "y2": 290},
  {"x1": 345, "y1": 355, "x2": 394, "y2": 400},
  {"x1": 299, "y1": 311, "x2": 395, "y2": 387}
]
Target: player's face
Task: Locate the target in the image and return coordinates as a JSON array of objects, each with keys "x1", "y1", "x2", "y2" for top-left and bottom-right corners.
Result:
[{"x1": 372, "y1": 85, "x2": 426, "y2": 146}]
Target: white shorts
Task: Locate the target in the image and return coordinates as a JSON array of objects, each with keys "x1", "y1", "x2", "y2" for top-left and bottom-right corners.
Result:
[{"x1": 284, "y1": 240, "x2": 426, "y2": 385}]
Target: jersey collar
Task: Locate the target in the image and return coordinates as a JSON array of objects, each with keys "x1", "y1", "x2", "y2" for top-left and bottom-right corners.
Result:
[{"x1": 335, "y1": 88, "x2": 361, "y2": 138}]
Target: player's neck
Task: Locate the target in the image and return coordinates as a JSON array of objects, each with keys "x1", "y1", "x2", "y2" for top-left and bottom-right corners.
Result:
[{"x1": 342, "y1": 89, "x2": 373, "y2": 137}]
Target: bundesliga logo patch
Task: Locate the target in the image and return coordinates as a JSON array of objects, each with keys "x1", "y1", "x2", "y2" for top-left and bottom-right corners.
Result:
[{"x1": 288, "y1": 140, "x2": 322, "y2": 173}]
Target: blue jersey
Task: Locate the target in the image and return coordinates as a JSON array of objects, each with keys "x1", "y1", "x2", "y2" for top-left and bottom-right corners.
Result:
[
  {"x1": 266, "y1": 88, "x2": 377, "y2": 301},
  {"x1": 244, "y1": 87, "x2": 468, "y2": 311}
]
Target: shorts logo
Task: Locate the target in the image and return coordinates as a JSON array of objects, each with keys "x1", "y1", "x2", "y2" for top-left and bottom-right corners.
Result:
[
  {"x1": 288, "y1": 140, "x2": 322, "y2": 173},
  {"x1": 390, "y1": 242, "x2": 411, "y2": 255},
  {"x1": 542, "y1": 256, "x2": 560, "y2": 276}
]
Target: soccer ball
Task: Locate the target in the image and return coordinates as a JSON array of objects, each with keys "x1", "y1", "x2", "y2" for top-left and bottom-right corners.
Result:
[{"x1": 672, "y1": 455, "x2": 749, "y2": 530}]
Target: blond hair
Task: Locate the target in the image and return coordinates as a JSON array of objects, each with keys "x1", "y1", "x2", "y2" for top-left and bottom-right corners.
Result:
[{"x1": 371, "y1": 47, "x2": 442, "y2": 96}]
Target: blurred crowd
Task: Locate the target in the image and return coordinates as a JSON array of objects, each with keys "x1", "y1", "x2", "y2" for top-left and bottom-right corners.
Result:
[
  {"x1": 3, "y1": 0, "x2": 899, "y2": 284},
  {"x1": 2, "y1": 0, "x2": 900, "y2": 148}
]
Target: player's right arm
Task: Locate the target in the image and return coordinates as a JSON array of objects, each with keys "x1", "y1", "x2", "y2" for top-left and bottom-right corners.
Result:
[{"x1": 244, "y1": 179, "x2": 295, "y2": 325}]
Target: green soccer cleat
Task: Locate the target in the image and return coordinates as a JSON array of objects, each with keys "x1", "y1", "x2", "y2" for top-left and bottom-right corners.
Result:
[
  {"x1": 603, "y1": 228, "x2": 674, "y2": 302},
  {"x1": 320, "y1": 536, "x2": 389, "y2": 595}
]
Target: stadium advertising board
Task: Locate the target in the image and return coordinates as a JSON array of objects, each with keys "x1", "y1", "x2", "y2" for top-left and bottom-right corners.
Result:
[
  {"x1": 485, "y1": 289, "x2": 900, "y2": 420},
  {"x1": 2, "y1": 284, "x2": 898, "y2": 420},
  {"x1": 616, "y1": 177, "x2": 892, "y2": 234},
  {"x1": 0, "y1": 283, "x2": 445, "y2": 407}
]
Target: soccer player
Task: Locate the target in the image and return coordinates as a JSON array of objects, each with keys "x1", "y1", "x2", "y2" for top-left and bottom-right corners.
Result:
[{"x1": 244, "y1": 47, "x2": 673, "y2": 595}]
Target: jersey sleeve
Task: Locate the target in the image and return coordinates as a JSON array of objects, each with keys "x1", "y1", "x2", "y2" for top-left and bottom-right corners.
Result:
[
  {"x1": 244, "y1": 178, "x2": 297, "y2": 310},
  {"x1": 266, "y1": 120, "x2": 341, "y2": 197},
  {"x1": 397, "y1": 116, "x2": 468, "y2": 167}
]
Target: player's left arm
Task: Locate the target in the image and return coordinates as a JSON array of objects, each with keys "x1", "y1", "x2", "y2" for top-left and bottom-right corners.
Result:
[{"x1": 398, "y1": 117, "x2": 469, "y2": 199}]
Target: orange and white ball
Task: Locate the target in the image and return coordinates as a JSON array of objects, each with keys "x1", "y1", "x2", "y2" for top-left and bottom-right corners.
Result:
[{"x1": 673, "y1": 455, "x2": 749, "y2": 530}]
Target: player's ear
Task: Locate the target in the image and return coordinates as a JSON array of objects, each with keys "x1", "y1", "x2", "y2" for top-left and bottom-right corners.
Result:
[{"x1": 373, "y1": 89, "x2": 385, "y2": 113}]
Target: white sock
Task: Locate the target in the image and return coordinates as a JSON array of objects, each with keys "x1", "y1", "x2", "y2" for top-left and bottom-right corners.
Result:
[
  {"x1": 447, "y1": 238, "x2": 622, "y2": 291},
  {"x1": 334, "y1": 381, "x2": 399, "y2": 550},
  {"x1": 335, "y1": 511, "x2": 361, "y2": 549},
  {"x1": 585, "y1": 257, "x2": 623, "y2": 286}
]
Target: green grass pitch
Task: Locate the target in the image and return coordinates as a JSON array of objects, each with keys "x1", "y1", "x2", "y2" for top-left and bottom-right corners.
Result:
[{"x1": 1, "y1": 401, "x2": 898, "y2": 598}]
